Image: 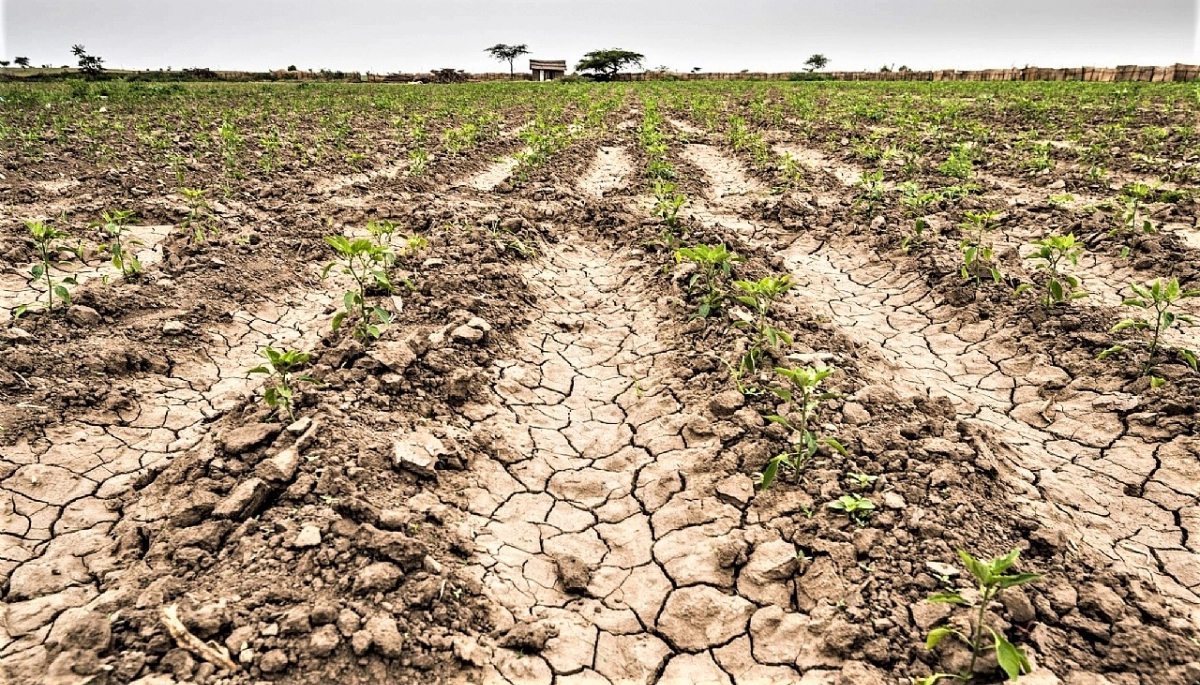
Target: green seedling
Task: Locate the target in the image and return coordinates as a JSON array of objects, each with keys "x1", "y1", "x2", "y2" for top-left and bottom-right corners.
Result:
[
  {"x1": 653, "y1": 180, "x2": 689, "y2": 242},
  {"x1": 321, "y1": 234, "x2": 396, "y2": 341},
  {"x1": 674, "y1": 243, "x2": 742, "y2": 318},
  {"x1": 1100, "y1": 278, "x2": 1199, "y2": 382},
  {"x1": 180, "y1": 188, "x2": 213, "y2": 243},
  {"x1": 17, "y1": 220, "x2": 77, "y2": 317},
  {"x1": 759, "y1": 365, "x2": 845, "y2": 490},
  {"x1": 853, "y1": 169, "x2": 886, "y2": 216},
  {"x1": 247, "y1": 346, "x2": 321, "y2": 421},
  {"x1": 93, "y1": 209, "x2": 143, "y2": 278},
  {"x1": 408, "y1": 148, "x2": 429, "y2": 175},
  {"x1": 918, "y1": 548, "x2": 1042, "y2": 684},
  {"x1": 847, "y1": 472, "x2": 878, "y2": 489},
  {"x1": 1015, "y1": 233, "x2": 1087, "y2": 307},
  {"x1": 828, "y1": 494, "x2": 875, "y2": 525},
  {"x1": 1113, "y1": 182, "x2": 1157, "y2": 236},
  {"x1": 901, "y1": 218, "x2": 931, "y2": 253},
  {"x1": 958, "y1": 210, "x2": 1002, "y2": 286},
  {"x1": 732, "y1": 275, "x2": 794, "y2": 372}
]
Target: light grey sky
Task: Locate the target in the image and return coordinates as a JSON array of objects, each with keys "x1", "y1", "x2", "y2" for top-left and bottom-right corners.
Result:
[{"x1": 3, "y1": 0, "x2": 1197, "y2": 74}]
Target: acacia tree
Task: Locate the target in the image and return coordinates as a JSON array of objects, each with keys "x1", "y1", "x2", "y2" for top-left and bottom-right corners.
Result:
[
  {"x1": 15, "y1": 57, "x2": 31, "y2": 68},
  {"x1": 485, "y1": 44, "x2": 530, "y2": 80},
  {"x1": 71, "y1": 45, "x2": 105, "y2": 78},
  {"x1": 575, "y1": 49, "x2": 644, "y2": 81},
  {"x1": 805, "y1": 54, "x2": 829, "y2": 72}
]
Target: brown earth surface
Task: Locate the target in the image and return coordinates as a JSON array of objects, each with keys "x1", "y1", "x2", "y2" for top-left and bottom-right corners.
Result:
[{"x1": 1, "y1": 84, "x2": 1199, "y2": 685}]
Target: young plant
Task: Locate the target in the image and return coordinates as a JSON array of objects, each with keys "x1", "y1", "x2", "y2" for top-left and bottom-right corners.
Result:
[
  {"x1": 673, "y1": 243, "x2": 742, "y2": 318},
  {"x1": 1100, "y1": 278, "x2": 1199, "y2": 383},
  {"x1": 958, "y1": 210, "x2": 1002, "y2": 286},
  {"x1": 180, "y1": 188, "x2": 213, "y2": 243},
  {"x1": 17, "y1": 220, "x2": 77, "y2": 317},
  {"x1": 828, "y1": 494, "x2": 875, "y2": 525},
  {"x1": 321, "y1": 234, "x2": 396, "y2": 341},
  {"x1": 732, "y1": 275, "x2": 794, "y2": 372},
  {"x1": 93, "y1": 209, "x2": 143, "y2": 278},
  {"x1": 1112, "y1": 182, "x2": 1157, "y2": 236},
  {"x1": 653, "y1": 181, "x2": 689, "y2": 243},
  {"x1": 247, "y1": 346, "x2": 320, "y2": 421},
  {"x1": 901, "y1": 218, "x2": 932, "y2": 253},
  {"x1": 1016, "y1": 233, "x2": 1088, "y2": 307},
  {"x1": 919, "y1": 548, "x2": 1042, "y2": 684},
  {"x1": 852, "y1": 169, "x2": 886, "y2": 216},
  {"x1": 759, "y1": 365, "x2": 844, "y2": 490}
]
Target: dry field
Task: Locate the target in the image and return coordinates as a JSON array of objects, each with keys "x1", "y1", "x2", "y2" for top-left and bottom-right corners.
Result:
[{"x1": 1, "y1": 79, "x2": 1199, "y2": 685}]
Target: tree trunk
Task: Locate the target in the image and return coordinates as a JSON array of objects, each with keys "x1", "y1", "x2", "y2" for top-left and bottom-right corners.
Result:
[{"x1": 509, "y1": 61, "x2": 514, "y2": 80}]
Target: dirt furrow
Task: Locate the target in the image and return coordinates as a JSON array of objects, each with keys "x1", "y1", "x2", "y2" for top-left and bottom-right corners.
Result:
[
  {"x1": 781, "y1": 236, "x2": 1200, "y2": 603},
  {"x1": 0, "y1": 276, "x2": 335, "y2": 674}
]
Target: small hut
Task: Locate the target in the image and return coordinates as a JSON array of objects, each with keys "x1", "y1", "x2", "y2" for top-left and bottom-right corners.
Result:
[{"x1": 530, "y1": 60, "x2": 567, "y2": 81}]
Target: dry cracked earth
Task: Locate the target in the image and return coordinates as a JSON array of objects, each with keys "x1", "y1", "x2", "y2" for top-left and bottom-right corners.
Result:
[{"x1": 2, "y1": 111, "x2": 1200, "y2": 685}]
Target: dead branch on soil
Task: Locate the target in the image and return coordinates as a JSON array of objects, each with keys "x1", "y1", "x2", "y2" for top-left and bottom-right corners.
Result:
[{"x1": 160, "y1": 604, "x2": 239, "y2": 672}]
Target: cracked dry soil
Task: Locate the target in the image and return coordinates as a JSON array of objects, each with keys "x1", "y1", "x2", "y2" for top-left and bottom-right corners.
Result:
[{"x1": 3, "y1": 106, "x2": 1200, "y2": 685}]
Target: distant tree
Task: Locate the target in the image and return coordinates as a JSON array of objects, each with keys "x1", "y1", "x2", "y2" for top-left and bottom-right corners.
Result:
[
  {"x1": 15, "y1": 57, "x2": 30, "y2": 68},
  {"x1": 71, "y1": 44, "x2": 105, "y2": 78},
  {"x1": 880, "y1": 65, "x2": 892, "y2": 73},
  {"x1": 0, "y1": 61, "x2": 9, "y2": 68},
  {"x1": 287, "y1": 65, "x2": 297, "y2": 72},
  {"x1": 575, "y1": 49, "x2": 644, "y2": 80},
  {"x1": 691, "y1": 67, "x2": 702, "y2": 73},
  {"x1": 654, "y1": 64, "x2": 671, "y2": 73},
  {"x1": 804, "y1": 54, "x2": 829, "y2": 72},
  {"x1": 898, "y1": 65, "x2": 912, "y2": 72},
  {"x1": 485, "y1": 43, "x2": 530, "y2": 80}
]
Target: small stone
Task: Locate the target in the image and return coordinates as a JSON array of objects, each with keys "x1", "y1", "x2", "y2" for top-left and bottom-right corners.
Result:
[
  {"x1": 555, "y1": 555, "x2": 592, "y2": 594},
  {"x1": 256, "y1": 445, "x2": 302, "y2": 483},
  {"x1": 162, "y1": 321, "x2": 185, "y2": 335},
  {"x1": 716, "y1": 474, "x2": 755, "y2": 507},
  {"x1": 925, "y1": 561, "x2": 959, "y2": 579},
  {"x1": 259, "y1": 649, "x2": 288, "y2": 673},
  {"x1": 841, "y1": 402, "x2": 871, "y2": 425},
  {"x1": 394, "y1": 430, "x2": 445, "y2": 478},
  {"x1": 67, "y1": 305, "x2": 101, "y2": 326},
  {"x1": 221, "y1": 423, "x2": 281, "y2": 455},
  {"x1": 882, "y1": 491, "x2": 906, "y2": 509},
  {"x1": 183, "y1": 602, "x2": 230, "y2": 639},
  {"x1": 47, "y1": 609, "x2": 111, "y2": 651},
  {"x1": 451, "y1": 324, "x2": 485, "y2": 343},
  {"x1": 309, "y1": 624, "x2": 341, "y2": 657},
  {"x1": 1000, "y1": 589, "x2": 1037, "y2": 624},
  {"x1": 351, "y1": 630, "x2": 372, "y2": 656},
  {"x1": 280, "y1": 606, "x2": 312, "y2": 635},
  {"x1": 225, "y1": 625, "x2": 256, "y2": 653},
  {"x1": 354, "y1": 562, "x2": 403, "y2": 594},
  {"x1": 499, "y1": 621, "x2": 559, "y2": 651},
  {"x1": 212, "y1": 478, "x2": 271, "y2": 520},
  {"x1": 366, "y1": 615, "x2": 403, "y2": 658},
  {"x1": 293, "y1": 525, "x2": 322, "y2": 548},
  {"x1": 336, "y1": 608, "x2": 361, "y2": 637},
  {"x1": 709, "y1": 390, "x2": 745, "y2": 416},
  {"x1": 466, "y1": 316, "x2": 492, "y2": 332},
  {"x1": 286, "y1": 416, "x2": 312, "y2": 434}
]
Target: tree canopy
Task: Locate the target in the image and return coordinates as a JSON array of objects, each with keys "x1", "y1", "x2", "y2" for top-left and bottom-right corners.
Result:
[
  {"x1": 485, "y1": 43, "x2": 530, "y2": 79},
  {"x1": 804, "y1": 54, "x2": 829, "y2": 72},
  {"x1": 14, "y1": 57, "x2": 31, "y2": 68},
  {"x1": 71, "y1": 45, "x2": 105, "y2": 78},
  {"x1": 575, "y1": 49, "x2": 644, "y2": 80}
]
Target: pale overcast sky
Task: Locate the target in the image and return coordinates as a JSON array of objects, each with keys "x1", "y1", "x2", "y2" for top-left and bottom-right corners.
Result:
[{"x1": 2, "y1": 0, "x2": 1197, "y2": 74}]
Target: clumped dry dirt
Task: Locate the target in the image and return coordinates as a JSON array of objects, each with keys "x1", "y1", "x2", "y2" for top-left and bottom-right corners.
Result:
[{"x1": 2, "y1": 83, "x2": 1199, "y2": 685}]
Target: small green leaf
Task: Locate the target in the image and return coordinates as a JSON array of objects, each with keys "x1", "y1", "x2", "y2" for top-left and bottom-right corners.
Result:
[
  {"x1": 925, "y1": 626, "x2": 954, "y2": 650},
  {"x1": 926, "y1": 591, "x2": 967, "y2": 605},
  {"x1": 992, "y1": 629, "x2": 1032, "y2": 680}
]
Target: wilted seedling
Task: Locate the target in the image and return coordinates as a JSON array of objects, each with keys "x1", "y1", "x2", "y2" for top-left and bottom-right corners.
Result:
[
  {"x1": 1015, "y1": 233, "x2": 1087, "y2": 307},
  {"x1": 321, "y1": 234, "x2": 396, "y2": 341},
  {"x1": 674, "y1": 243, "x2": 742, "y2": 318},
  {"x1": 1099, "y1": 278, "x2": 1199, "y2": 383},
  {"x1": 918, "y1": 548, "x2": 1042, "y2": 684},
  {"x1": 958, "y1": 210, "x2": 1002, "y2": 286},
  {"x1": 759, "y1": 365, "x2": 845, "y2": 490},
  {"x1": 93, "y1": 209, "x2": 143, "y2": 278},
  {"x1": 827, "y1": 494, "x2": 874, "y2": 525},
  {"x1": 17, "y1": 220, "x2": 77, "y2": 317},
  {"x1": 247, "y1": 346, "x2": 321, "y2": 421},
  {"x1": 732, "y1": 275, "x2": 794, "y2": 372}
]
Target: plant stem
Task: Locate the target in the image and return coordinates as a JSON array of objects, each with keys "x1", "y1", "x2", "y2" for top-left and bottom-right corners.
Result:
[{"x1": 966, "y1": 586, "x2": 993, "y2": 679}]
